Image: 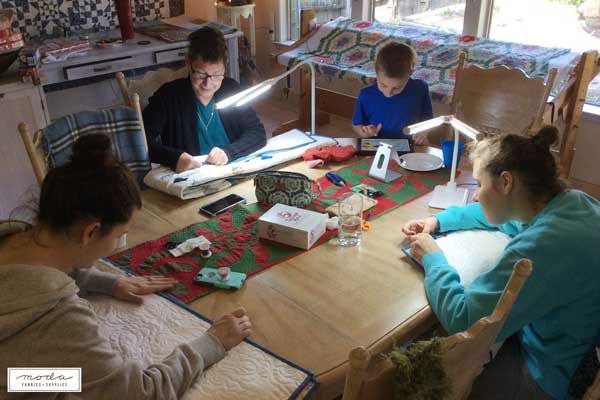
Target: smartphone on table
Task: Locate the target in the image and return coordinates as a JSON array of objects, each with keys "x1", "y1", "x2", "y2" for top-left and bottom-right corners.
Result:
[
  {"x1": 199, "y1": 194, "x2": 246, "y2": 216},
  {"x1": 193, "y1": 268, "x2": 247, "y2": 289}
]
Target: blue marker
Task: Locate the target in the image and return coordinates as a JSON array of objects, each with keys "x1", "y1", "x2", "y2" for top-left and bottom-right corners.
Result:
[{"x1": 326, "y1": 172, "x2": 346, "y2": 187}]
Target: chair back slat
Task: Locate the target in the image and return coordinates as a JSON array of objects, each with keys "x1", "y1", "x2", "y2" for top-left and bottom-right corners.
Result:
[
  {"x1": 451, "y1": 52, "x2": 556, "y2": 137},
  {"x1": 115, "y1": 67, "x2": 187, "y2": 110},
  {"x1": 546, "y1": 50, "x2": 600, "y2": 177}
]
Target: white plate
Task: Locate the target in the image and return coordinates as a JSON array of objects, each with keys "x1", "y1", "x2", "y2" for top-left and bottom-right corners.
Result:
[{"x1": 398, "y1": 153, "x2": 443, "y2": 172}]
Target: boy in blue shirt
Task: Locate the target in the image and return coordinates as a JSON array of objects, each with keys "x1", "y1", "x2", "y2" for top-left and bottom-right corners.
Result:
[{"x1": 352, "y1": 42, "x2": 432, "y2": 144}]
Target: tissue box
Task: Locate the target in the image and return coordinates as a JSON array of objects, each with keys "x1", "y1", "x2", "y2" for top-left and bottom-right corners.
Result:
[{"x1": 257, "y1": 204, "x2": 327, "y2": 250}]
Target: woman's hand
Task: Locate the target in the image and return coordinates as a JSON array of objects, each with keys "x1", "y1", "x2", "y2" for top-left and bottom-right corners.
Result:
[
  {"x1": 176, "y1": 152, "x2": 203, "y2": 173},
  {"x1": 412, "y1": 133, "x2": 430, "y2": 145},
  {"x1": 206, "y1": 147, "x2": 229, "y2": 166},
  {"x1": 409, "y1": 233, "x2": 443, "y2": 264},
  {"x1": 113, "y1": 276, "x2": 178, "y2": 304},
  {"x1": 402, "y1": 217, "x2": 439, "y2": 236},
  {"x1": 208, "y1": 307, "x2": 252, "y2": 351}
]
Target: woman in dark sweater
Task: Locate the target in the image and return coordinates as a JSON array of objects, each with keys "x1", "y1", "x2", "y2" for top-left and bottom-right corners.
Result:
[{"x1": 143, "y1": 28, "x2": 267, "y2": 173}]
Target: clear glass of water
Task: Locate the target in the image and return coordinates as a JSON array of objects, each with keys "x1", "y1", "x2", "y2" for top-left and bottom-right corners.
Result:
[{"x1": 338, "y1": 192, "x2": 363, "y2": 247}]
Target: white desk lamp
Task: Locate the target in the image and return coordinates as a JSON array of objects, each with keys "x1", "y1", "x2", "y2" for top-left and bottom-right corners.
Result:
[
  {"x1": 216, "y1": 60, "x2": 316, "y2": 136},
  {"x1": 403, "y1": 115, "x2": 479, "y2": 209}
]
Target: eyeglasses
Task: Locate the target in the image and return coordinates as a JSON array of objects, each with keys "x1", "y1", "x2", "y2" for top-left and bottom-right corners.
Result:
[{"x1": 190, "y1": 67, "x2": 225, "y2": 82}]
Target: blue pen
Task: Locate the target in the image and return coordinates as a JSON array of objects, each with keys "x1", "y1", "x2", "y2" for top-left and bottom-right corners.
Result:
[{"x1": 326, "y1": 172, "x2": 345, "y2": 187}]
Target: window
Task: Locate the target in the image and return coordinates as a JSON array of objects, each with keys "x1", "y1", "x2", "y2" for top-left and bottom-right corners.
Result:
[
  {"x1": 367, "y1": 0, "x2": 600, "y2": 105},
  {"x1": 488, "y1": 0, "x2": 600, "y2": 104},
  {"x1": 288, "y1": 0, "x2": 351, "y2": 40},
  {"x1": 374, "y1": 0, "x2": 467, "y2": 33}
]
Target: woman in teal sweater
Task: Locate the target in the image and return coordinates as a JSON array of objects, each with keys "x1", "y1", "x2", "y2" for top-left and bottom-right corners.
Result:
[{"x1": 403, "y1": 126, "x2": 600, "y2": 400}]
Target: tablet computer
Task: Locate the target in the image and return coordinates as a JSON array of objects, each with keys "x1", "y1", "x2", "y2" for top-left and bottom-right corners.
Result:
[{"x1": 357, "y1": 138, "x2": 414, "y2": 156}]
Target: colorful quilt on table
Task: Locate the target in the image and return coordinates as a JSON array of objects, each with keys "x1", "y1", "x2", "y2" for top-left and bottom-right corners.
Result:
[
  {"x1": 279, "y1": 17, "x2": 573, "y2": 103},
  {"x1": 107, "y1": 158, "x2": 451, "y2": 303}
]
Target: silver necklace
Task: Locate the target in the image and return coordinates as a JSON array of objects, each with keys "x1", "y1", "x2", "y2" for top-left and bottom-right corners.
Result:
[{"x1": 196, "y1": 101, "x2": 215, "y2": 132}]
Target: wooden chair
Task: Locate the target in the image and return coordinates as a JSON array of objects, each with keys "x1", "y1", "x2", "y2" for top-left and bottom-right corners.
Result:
[
  {"x1": 342, "y1": 258, "x2": 533, "y2": 400},
  {"x1": 115, "y1": 67, "x2": 187, "y2": 110},
  {"x1": 543, "y1": 50, "x2": 600, "y2": 178},
  {"x1": 18, "y1": 96, "x2": 149, "y2": 185},
  {"x1": 450, "y1": 52, "x2": 557, "y2": 138}
]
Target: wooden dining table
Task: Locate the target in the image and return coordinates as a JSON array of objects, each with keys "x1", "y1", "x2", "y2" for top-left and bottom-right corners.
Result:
[{"x1": 124, "y1": 144, "x2": 475, "y2": 400}]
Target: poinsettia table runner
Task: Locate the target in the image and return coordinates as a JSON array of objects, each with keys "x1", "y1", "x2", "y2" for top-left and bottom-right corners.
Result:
[{"x1": 107, "y1": 158, "x2": 451, "y2": 303}]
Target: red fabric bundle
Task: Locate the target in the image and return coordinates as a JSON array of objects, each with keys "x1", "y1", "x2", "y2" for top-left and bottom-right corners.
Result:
[{"x1": 303, "y1": 145, "x2": 356, "y2": 163}]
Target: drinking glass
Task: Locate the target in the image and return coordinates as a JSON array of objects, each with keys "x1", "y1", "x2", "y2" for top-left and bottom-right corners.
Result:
[{"x1": 338, "y1": 193, "x2": 363, "y2": 247}]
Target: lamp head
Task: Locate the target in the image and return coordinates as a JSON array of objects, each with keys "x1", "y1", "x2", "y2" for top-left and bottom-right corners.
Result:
[{"x1": 403, "y1": 115, "x2": 478, "y2": 140}]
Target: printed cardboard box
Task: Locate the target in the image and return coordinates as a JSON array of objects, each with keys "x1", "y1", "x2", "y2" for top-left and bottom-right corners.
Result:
[{"x1": 257, "y1": 204, "x2": 327, "y2": 250}]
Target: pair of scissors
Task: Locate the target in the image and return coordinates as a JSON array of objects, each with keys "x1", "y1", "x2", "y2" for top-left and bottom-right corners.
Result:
[{"x1": 362, "y1": 213, "x2": 372, "y2": 232}]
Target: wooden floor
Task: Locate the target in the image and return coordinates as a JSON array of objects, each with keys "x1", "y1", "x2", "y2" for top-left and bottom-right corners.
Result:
[{"x1": 254, "y1": 91, "x2": 600, "y2": 200}]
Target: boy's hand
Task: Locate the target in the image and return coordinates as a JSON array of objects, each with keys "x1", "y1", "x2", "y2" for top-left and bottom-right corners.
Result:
[
  {"x1": 358, "y1": 123, "x2": 382, "y2": 138},
  {"x1": 413, "y1": 133, "x2": 430, "y2": 145}
]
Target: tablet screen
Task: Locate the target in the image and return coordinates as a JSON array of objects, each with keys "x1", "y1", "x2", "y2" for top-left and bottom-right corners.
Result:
[{"x1": 358, "y1": 138, "x2": 412, "y2": 154}]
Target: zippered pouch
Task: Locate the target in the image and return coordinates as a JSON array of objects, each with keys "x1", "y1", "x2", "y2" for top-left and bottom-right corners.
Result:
[{"x1": 254, "y1": 171, "x2": 321, "y2": 207}]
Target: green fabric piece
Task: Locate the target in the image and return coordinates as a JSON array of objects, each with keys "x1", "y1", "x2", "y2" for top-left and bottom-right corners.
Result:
[{"x1": 388, "y1": 338, "x2": 451, "y2": 400}]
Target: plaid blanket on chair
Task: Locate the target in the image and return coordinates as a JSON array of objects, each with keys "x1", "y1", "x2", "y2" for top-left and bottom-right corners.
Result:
[{"x1": 42, "y1": 107, "x2": 150, "y2": 184}]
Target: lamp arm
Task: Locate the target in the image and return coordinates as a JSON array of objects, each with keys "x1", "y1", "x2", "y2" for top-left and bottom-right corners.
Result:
[
  {"x1": 269, "y1": 59, "x2": 314, "y2": 85},
  {"x1": 270, "y1": 60, "x2": 316, "y2": 135},
  {"x1": 402, "y1": 115, "x2": 449, "y2": 135},
  {"x1": 216, "y1": 59, "x2": 316, "y2": 135},
  {"x1": 216, "y1": 61, "x2": 309, "y2": 109}
]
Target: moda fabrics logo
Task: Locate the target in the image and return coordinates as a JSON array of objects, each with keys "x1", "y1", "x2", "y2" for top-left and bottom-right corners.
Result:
[{"x1": 7, "y1": 368, "x2": 81, "y2": 392}]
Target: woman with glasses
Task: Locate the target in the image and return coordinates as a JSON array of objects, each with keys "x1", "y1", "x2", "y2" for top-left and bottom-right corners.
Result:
[{"x1": 143, "y1": 27, "x2": 267, "y2": 173}]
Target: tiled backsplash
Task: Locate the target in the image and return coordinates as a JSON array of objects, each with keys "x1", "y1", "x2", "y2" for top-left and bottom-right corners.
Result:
[{"x1": 0, "y1": 0, "x2": 184, "y2": 39}]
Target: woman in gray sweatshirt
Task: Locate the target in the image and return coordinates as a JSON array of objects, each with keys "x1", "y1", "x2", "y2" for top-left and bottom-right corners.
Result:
[{"x1": 0, "y1": 134, "x2": 252, "y2": 399}]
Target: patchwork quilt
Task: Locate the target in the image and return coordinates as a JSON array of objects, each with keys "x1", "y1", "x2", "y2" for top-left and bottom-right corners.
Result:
[{"x1": 279, "y1": 18, "x2": 577, "y2": 103}]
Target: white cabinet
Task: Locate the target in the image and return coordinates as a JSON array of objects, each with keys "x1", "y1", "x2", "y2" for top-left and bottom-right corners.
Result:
[{"x1": 0, "y1": 75, "x2": 50, "y2": 220}]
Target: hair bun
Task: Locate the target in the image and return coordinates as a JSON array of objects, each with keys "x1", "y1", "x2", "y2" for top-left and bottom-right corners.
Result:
[
  {"x1": 70, "y1": 134, "x2": 115, "y2": 168},
  {"x1": 532, "y1": 126, "x2": 559, "y2": 149},
  {"x1": 189, "y1": 26, "x2": 224, "y2": 43}
]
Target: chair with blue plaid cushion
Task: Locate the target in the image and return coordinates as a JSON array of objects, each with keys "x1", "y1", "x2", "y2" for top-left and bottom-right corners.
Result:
[{"x1": 18, "y1": 95, "x2": 150, "y2": 186}]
